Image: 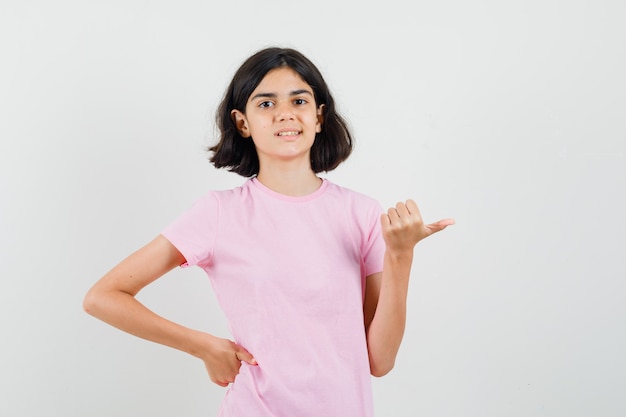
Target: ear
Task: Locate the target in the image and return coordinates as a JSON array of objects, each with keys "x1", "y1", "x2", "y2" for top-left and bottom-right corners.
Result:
[
  {"x1": 315, "y1": 104, "x2": 325, "y2": 133},
  {"x1": 231, "y1": 109, "x2": 251, "y2": 138}
]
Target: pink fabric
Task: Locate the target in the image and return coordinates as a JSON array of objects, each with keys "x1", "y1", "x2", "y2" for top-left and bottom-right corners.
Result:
[{"x1": 161, "y1": 178, "x2": 385, "y2": 417}]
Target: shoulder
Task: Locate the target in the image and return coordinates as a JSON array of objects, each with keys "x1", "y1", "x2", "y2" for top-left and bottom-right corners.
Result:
[
  {"x1": 324, "y1": 180, "x2": 382, "y2": 210},
  {"x1": 193, "y1": 179, "x2": 253, "y2": 205},
  {"x1": 171, "y1": 180, "x2": 252, "y2": 223},
  {"x1": 323, "y1": 180, "x2": 383, "y2": 230}
]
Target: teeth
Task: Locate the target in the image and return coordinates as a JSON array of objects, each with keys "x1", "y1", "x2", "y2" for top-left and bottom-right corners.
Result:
[{"x1": 277, "y1": 131, "x2": 299, "y2": 136}]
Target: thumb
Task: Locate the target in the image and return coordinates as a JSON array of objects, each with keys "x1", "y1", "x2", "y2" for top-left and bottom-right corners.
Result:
[
  {"x1": 427, "y1": 218, "x2": 456, "y2": 233},
  {"x1": 235, "y1": 347, "x2": 258, "y2": 365},
  {"x1": 437, "y1": 218, "x2": 456, "y2": 228}
]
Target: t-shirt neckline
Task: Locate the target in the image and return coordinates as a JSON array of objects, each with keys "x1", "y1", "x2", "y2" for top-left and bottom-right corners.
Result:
[{"x1": 250, "y1": 177, "x2": 328, "y2": 202}]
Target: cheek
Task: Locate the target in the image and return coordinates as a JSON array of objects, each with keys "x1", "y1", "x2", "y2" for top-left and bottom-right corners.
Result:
[
  {"x1": 247, "y1": 118, "x2": 270, "y2": 135},
  {"x1": 256, "y1": 122, "x2": 271, "y2": 134}
]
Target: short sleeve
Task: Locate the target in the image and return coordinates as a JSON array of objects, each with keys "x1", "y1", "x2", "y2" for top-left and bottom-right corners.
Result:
[
  {"x1": 361, "y1": 200, "x2": 385, "y2": 276},
  {"x1": 160, "y1": 192, "x2": 219, "y2": 268}
]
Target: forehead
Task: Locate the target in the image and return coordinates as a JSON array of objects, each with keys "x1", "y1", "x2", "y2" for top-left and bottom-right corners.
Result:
[{"x1": 251, "y1": 67, "x2": 312, "y2": 96}]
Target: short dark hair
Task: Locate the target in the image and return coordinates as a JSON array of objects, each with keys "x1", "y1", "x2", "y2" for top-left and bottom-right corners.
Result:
[{"x1": 209, "y1": 47, "x2": 353, "y2": 177}]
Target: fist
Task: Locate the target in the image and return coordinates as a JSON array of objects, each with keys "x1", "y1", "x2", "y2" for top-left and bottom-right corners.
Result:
[
  {"x1": 201, "y1": 336, "x2": 257, "y2": 387},
  {"x1": 381, "y1": 199, "x2": 454, "y2": 253}
]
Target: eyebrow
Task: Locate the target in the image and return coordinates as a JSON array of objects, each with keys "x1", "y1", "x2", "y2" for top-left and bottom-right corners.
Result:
[{"x1": 249, "y1": 89, "x2": 313, "y2": 101}]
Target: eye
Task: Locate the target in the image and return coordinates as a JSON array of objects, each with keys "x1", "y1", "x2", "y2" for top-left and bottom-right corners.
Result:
[
  {"x1": 293, "y1": 98, "x2": 308, "y2": 105},
  {"x1": 258, "y1": 100, "x2": 274, "y2": 108}
]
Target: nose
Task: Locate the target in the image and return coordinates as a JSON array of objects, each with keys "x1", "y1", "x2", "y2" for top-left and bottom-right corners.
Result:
[{"x1": 275, "y1": 102, "x2": 295, "y2": 121}]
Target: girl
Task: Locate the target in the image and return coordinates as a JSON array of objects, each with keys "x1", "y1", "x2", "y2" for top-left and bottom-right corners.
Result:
[{"x1": 83, "y1": 47, "x2": 454, "y2": 417}]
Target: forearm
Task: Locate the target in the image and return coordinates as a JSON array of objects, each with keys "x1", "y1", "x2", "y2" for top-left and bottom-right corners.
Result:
[
  {"x1": 84, "y1": 288, "x2": 210, "y2": 359},
  {"x1": 366, "y1": 249, "x2": 413, "y2": 376},
  {"x1": 84, "y1": 283, "x2": 257, "y2": 387}
]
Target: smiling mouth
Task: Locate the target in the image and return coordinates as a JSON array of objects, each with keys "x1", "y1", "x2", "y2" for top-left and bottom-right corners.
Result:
[{"x1": 276, "y1": 130, "x2": 301, "y2": 137}]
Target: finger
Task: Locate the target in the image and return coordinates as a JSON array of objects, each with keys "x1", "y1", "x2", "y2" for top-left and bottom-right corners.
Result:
[
  {"x1": 433, "y1": 218, "x2": 455, "y2": 228},
  {"x1": 235, "y1": 348, "x2": 258, "y2": 365},
  {"x1": 427, "y1": 218, "x2": 456, "y2": 233},
  {"x1": 387, "y1": 207, "x2": 400, "y2": 221},
  {"x1": 405, "y1": 199, "x2": 422, "y2": 217},
  {"x1": 439, "y1": 218, "x2": 456, "y2": 227},
  {"x1": 395, "y1": 201, "x2": 410, "y2": 217}
]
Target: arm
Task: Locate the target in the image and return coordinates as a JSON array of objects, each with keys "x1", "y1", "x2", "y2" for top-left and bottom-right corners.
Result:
[
  {"x1": 364, "y1": 199, "x2": 454, "y2": 377},
  {"x1": 82, "y1": 234, "x2": 256, "y2": 387}
]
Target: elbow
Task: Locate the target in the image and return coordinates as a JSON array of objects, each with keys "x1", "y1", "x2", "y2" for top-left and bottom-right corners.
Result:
[
  {"x1": 369, "y1": 358, "x2": 395, "y2": 378},
  {"x1": 82, "y1": 287, "x2": 102, "y2": 317},
  {"x1": 82, "y1": 290, "x2": 95, "y2": 315}
]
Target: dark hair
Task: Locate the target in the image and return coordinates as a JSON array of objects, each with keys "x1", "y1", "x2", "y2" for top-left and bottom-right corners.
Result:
[{"x1": 209, "y1": 47, "x2": 353, "y2": 177}]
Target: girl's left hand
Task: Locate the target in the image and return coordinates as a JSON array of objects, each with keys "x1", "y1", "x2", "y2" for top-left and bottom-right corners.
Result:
[{"x1": 381, "y1": 199, "x2": 454, "y2": 254}]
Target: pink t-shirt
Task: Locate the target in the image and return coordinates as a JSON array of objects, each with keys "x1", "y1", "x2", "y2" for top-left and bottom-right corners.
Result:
[{"x1": 161, "y1": 178, "x2": 385, "y2": 417}]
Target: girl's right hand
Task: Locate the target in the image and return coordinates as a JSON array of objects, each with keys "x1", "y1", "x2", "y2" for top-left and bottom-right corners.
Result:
[{"x1": 200, "y1": 334, "x2": 257, "y2": 387}]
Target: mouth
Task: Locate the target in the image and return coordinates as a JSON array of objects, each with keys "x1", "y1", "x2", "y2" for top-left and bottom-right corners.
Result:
[{"x1": 275, "y1": 130, "x2": 301, "y2": 137}]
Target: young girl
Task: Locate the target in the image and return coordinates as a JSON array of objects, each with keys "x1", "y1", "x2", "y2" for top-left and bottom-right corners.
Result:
[{"x1": 84, "y1": 47, "x2": 454, "y2": 417}]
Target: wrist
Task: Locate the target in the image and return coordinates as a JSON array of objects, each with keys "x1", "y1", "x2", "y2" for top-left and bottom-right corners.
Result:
[
  {"x1": 184, "y1": 329, "x2": 216, "y2": 359},
  {"x1": 385, "y1": 248, "x2": 414, "y2": 263}
]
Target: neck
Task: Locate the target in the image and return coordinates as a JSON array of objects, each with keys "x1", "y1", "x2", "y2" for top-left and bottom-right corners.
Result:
[{"x1": 256, "y1": 164, "x2": 322, "y2": 197}]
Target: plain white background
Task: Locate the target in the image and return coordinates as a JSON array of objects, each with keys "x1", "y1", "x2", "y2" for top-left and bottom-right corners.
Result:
[{"x1": 1, "y1": 1, "x2": 625, "y2": 416}]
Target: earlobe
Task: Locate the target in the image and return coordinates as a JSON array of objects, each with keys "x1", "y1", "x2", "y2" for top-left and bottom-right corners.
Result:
[
  {"x1": 231, "y1": 109, "x2": 251, "y2": 138},
  {"x1": 316, "y1": 104, "x2": 325, "y2": 133}
]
